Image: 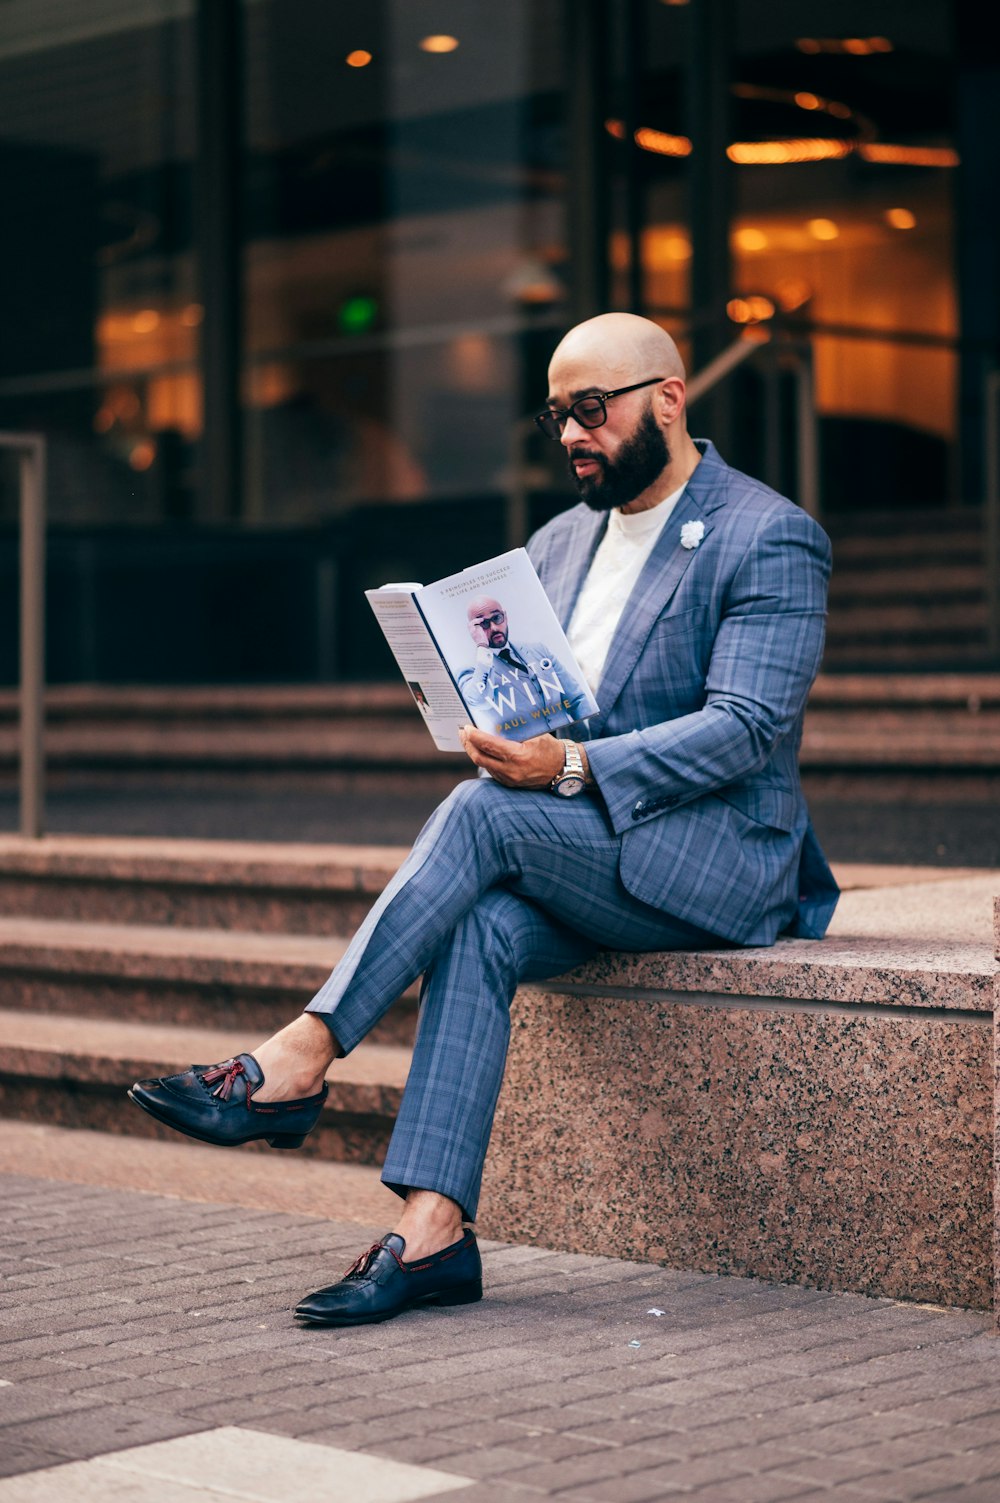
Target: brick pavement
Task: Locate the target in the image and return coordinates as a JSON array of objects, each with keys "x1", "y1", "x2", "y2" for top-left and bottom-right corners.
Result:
[{"x1": 2, "y1": 1173, "x2": 1000, "y2": 1501}]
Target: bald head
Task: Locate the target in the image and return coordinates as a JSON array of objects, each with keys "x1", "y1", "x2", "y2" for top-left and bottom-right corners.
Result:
[{"x1": 549, "y1": 313, "x2": 685, "y2": 392}]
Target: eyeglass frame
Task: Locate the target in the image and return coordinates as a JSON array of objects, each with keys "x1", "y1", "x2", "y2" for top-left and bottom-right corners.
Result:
[
  {"x1": 533, "y1": 377, "x2": 665, "y2": 440},
  {"x1": 469, "y1": 610, "x2": 507, "y2": 629}
]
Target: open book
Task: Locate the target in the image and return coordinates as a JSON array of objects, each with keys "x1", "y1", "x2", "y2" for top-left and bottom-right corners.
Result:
[{"x1": 367, "y1": 548, "x2": 599, "y2": 752}]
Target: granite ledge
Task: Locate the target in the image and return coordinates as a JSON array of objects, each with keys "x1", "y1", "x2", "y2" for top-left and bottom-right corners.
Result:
[{"x1": 551, "y1": 937, "x2": 997, "y2": 1013}]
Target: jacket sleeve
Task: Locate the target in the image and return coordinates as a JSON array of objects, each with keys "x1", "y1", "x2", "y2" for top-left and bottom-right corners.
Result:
[{"x1": 584, "y1": 508, "x2": 831, "y2": 836}]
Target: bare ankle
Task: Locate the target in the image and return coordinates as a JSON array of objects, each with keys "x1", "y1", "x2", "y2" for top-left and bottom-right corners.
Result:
[
  {"x1": 252, "y1": 1014, "x2": 340, "y2": 1102},
  {"x1": 394, "y1": 1190, "x2": 465, "y2": 1261}
]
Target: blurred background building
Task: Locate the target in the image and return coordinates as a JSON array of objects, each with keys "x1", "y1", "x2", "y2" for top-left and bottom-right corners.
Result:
[{"x1": 1, "y1": 0, "x2": 997, "y2": 684}]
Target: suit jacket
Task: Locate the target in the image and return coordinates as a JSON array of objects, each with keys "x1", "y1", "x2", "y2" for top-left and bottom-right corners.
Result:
[{"x1": 527, "y1": 439, "x2": 839, "y2": 945}]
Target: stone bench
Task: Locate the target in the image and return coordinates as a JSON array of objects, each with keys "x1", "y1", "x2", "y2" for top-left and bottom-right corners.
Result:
[{"x1": 480, "y1": 874, "x2": 1000, "y2": 1315}]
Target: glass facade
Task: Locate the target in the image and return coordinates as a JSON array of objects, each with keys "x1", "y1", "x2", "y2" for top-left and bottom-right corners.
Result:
[{"x1": 0, "y1": 0, "x2": 994, "y2": 679}]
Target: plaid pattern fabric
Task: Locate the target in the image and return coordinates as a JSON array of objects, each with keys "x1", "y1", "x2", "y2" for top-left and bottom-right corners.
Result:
[
  {"x1": 306, "y1": 439, "x2": 838, "y2": 1215},
  {"x1": 530, "y1": 439, "x2": 839, "y2": 942},
  {"x1": 307, "y1": 780, "x2": 724, "y2": 1218}
]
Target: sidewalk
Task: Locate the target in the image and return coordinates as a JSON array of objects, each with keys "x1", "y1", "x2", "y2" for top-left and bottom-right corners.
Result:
[{"x1": 3, "y1": 1171, "x2": 1000, "y2": 1501}]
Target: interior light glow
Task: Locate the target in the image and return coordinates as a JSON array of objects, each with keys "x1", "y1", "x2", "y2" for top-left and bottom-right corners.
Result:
[
  {"x1": 727, "y1": 296, "x2": 775, "y2": 325},
  {"x1": 734, "y1": 227, "x2": 769, "y2": 251},
  {"x1": 633, "y1": 126, "x2": 692, "y2": 157},
  {"x1": 860, "y1": 143, "x2": 959, "y2": 168},
  {"x1": 774, "y1": 278, "x2": 813, "y2": 311},
  {"x1": 181, "y1": 304, "x2": 204, "y2": 327},
  {"x1": 129, "y1": 440, "x2": 157, "y2": 472},
  {"x1": 807, "y1": 218, "x2": 840, "y2": 241},
  {"x1": 132, "y1": 309, "x2": 160, "y2": 333},
  {"x1": 794, "y1": 92, "x2": 820, "y2": 111},
  {"x1": 346, "y1": 50, "x2": 373, "y2": 68},
  {"x1": 664, "y1": 235, "x2": 692, "y2": 262},
  {"x1": 605, "y1": 119, "x2": 627, "y2": 140},
  {"x1": 885, "y1": 207, "x2": 917, "y2": 229},
  {"x1": 795, "y1": 36, "x2": 894, "y2": 55},
  {"x1": 728, "y1": 139, "x2": 852, "y2": 165},
  {"x1": 419, "y1": 34, "x2": 459, "y2": 53}
]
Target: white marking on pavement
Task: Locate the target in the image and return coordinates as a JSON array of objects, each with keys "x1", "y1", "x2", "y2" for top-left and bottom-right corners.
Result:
[{"x1": 0, "y1": 1426, "x2": 474, "y2": 1502}]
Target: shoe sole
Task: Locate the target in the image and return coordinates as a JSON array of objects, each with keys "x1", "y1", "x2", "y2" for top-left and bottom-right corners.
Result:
[
  {"x1": 294, "y1": 1282, "x2": 484, "y2": 1327},
  {"x1": 127, "y1": 1089, "x2": 308, "y2": 1150}
]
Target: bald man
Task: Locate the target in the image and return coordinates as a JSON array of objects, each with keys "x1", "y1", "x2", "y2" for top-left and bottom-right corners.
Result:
[
  {"x1": 460, "y1": 594, "x2": 590, "y2": 737},
  {"x1": 130, "y1": 314, "x2": 838, "y2": 1327}
]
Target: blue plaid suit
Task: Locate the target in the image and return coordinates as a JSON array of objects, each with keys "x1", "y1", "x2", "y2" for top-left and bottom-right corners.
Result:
[{"x1": 306, "y1": 439, "x2": 839, "y2": 1219}]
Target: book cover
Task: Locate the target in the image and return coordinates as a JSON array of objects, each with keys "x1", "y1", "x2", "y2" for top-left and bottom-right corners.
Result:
[{"x1": 367, "y1": 549, "x2": 598, "y2": 751}]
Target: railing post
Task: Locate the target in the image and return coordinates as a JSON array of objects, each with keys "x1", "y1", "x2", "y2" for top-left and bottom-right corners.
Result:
[
  {"x1": 986, "y1": 371, "x2": 1000, "y2": 659},
  {"x1": 0, "y1": 432, "x2": 46, "y2": 838},
  {"x1": 794, "y1": 342, "x2": 821, "y2": 522}
]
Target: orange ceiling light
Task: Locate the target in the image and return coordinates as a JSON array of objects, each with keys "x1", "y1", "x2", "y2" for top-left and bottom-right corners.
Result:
[
  {"x1": 807, "y1": 218, "x2": 840, "y2": 241},
  {"x1": 796, "y1": 37, "x2": 893, "y2": 55},
  {"x1": 728, "y1": 139, "x2": 853, "y2": 164},
  {"x1": 860, "y1": 143, "x2": 959, "y2": 168},
  {"x1": 346, "y1": 49, "x2": 373, "y2": 68},
  {"x1": 885, "y1": 208, "x2": 917, "y2": 229},
  {"x1": 419, "y1": 34, "x2": 459, "y2": 53},
  {"x1": 634, "y1": 126, "x2": 692, "y2": 157}
]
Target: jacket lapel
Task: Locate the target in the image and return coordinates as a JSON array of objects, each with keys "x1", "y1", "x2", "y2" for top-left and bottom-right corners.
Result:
[{"x1": 586, "y1": 441, "x2": 732, "y2": 735}]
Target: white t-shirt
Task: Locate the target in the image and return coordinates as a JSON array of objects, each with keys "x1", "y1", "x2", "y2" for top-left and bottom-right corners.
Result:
[{"x1": 566, "y1": 483, "x2": 687, "y2": 694}]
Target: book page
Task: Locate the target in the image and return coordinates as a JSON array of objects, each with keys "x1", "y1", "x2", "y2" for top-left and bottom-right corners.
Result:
[{"x1": 366, "y1": 590, "x2": 468, "y2": 751}]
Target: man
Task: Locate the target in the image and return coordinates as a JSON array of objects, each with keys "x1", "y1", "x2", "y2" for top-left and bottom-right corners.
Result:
[
  {"x1": 130, "y1": 313, "x2": 838, "y2": 1327},
  {"x1": 460, "y1": 595, "x2": 590, "y2": 735}
]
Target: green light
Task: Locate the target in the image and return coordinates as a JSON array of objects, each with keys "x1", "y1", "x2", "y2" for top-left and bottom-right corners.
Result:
[{"x1": 338, "y1": 295, "x2": 379, "y2": 333}]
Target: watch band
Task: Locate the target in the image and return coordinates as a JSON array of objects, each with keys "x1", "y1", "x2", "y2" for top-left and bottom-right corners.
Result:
[{"x1": 549, "y1": 741, "x2": 586, "y2": 795}]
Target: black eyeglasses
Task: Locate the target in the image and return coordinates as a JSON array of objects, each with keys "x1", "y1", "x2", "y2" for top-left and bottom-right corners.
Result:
[
  {"x1": 534, "y1": 377, "x2": 664, "y2": 440},
  {"x1": 470, "y1": 611, "x2": 506, "y2": 629}
]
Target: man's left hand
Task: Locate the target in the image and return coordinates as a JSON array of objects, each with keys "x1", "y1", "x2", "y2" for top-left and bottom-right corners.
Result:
[{"x1": 459, "y1": 725, "x2": 564, "y2": 788}]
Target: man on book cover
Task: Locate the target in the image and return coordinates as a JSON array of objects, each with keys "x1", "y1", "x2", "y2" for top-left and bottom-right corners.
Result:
[
  {"x1": 131, "y1": 313, "x2": 840, "y2": 1331},
  {"x1": 459, "y1": 595, "x2": 590, "y2": 737}
]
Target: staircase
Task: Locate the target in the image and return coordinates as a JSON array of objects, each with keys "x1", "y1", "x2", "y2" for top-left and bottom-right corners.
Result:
[
  {"x1": 824, "y1": 508, "x2": 991, "y2": 669},
  {"x1": 0, "y1": 837, "x2": 415, "y2": 1171}
]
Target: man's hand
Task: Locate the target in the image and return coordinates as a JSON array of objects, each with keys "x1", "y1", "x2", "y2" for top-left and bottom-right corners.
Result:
[{"x1": 459, "y1": 725, "x2": 565, "y2": 788}]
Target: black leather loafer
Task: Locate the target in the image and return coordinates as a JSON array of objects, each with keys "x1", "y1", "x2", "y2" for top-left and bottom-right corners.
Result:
[
  {"x1": 295, "y1": 1231, "x2": 482, "y2": 1326},
  {"x1": 127, "y1": 1053, "x2": 327, "y2": 1149}
]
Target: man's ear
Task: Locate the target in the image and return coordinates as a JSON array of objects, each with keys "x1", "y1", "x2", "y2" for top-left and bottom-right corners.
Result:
[{"x1": 657, "y1": 376, "x2": 686, "y2": 425}]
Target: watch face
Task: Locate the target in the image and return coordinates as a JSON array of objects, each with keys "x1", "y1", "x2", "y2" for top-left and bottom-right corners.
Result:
[{"x1": 554, "y1": 774, "x2": 586, "y2": 797}]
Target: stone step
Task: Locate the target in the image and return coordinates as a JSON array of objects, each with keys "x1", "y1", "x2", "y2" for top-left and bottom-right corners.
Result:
[
  {"x1": 0, "y1": 835, "x2": 406, "y2": 934},
  {"x1": 825, "y1": 599, "x2": 987, "y2": 639},
  {"x1": 0, "y1": 1008, "x2": 409, "y2": 1167},
  {"x1": 828, "y1": 562, "x2": 984, "y2": 601},
  {"x1": 0, "y1": 914, "x2": 418, "y2": 1045},
  {"x1": 0, "y1": 1119, "x2": 400, "y2": 1225}
]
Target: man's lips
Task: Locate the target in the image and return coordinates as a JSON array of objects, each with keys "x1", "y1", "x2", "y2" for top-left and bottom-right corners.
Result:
[{"x1": 571, "y1": 454, "x2": 602, "y2": 479}]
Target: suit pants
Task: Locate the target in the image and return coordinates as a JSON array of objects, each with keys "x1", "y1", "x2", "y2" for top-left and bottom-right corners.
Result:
[{"x1": 305, "y1": 778, "x2": 723, "y2": 1220}]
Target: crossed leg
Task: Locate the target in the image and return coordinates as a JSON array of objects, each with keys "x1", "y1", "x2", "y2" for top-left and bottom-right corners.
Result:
[{"x1": 252, "y1": 778, "x2": 723, "y2": 1257}]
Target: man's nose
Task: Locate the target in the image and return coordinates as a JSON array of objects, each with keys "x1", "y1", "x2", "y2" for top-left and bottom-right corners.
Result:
[{"x1": 560, "y1": 414, "x2": 590, "y2": 447}]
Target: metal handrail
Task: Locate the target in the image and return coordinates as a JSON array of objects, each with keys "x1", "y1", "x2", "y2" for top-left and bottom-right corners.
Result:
[
  {"x1": 986, "y1": 372, "x2": 1000, "y2": 658},
  {"x1": 0, "y1": 433, "x2": 46, "y2": 838},
  {"x1": 684, "y1": 330, "x2": 821, "y2": 519}
]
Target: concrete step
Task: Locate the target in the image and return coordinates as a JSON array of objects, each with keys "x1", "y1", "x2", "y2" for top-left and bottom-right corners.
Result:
[
  {"x1": 0, "y1": 1119, "x2": 400, "y2": 1225},
  {"x1": 3, "y1": 676, "x2": 1000, "y2": 782},
  {"x1": 801, "y1": 708, "x2": 1000, "y2": 769},
  {"x1": 0, "y1": 914, "x2": 418, "y2": 1044},
  {"x1": 0, "y1": 834, "x2": 405, "y2": 934},
  {"x1": 0, "y1": 1008, "x2": 409, "y2": 1167},
  {"x1": 825, "y1": 599, "x2": 986, "y2": 639},
  {"x1": 828, "y1": 563, "x2": 984, "y2": 601}
]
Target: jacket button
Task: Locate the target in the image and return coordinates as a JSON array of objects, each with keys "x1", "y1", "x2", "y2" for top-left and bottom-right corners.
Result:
[{"x1": 632, "y1": 803, "x2": 645, "y2": 820}]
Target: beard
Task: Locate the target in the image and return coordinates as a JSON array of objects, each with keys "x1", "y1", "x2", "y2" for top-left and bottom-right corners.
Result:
[{"x1": 569, "y1": 405, "x2": 671, "y2": 511}]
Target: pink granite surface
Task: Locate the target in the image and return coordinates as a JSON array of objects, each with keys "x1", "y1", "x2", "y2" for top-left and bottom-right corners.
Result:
[
  {"x1": 481, "y1": 989, "x2": 992, "y2": 1309},
  {"x1": 0, "y1": 835, "x2": 409, "y2": 933},
  {"x1": 481, "y1": 876, "x2": 1000, "y2": 1310}
]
